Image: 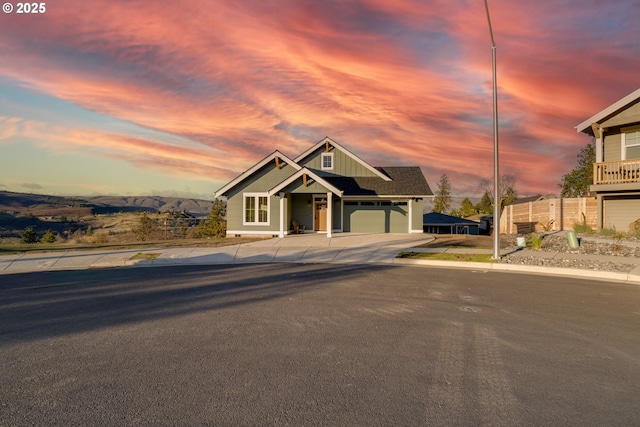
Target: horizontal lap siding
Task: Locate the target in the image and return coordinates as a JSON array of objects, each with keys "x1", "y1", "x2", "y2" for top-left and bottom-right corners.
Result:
[{"x1": 301, "y1": 148, "x2": 379, "y2": 178}]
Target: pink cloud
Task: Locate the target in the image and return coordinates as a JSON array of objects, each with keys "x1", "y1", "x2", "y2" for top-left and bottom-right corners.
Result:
[{"x1": 0, "y1": 0, "x2": 638, "y2": 198}]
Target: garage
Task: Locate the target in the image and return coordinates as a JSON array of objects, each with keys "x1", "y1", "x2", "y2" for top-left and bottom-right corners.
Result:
[
  {"x1": 343, "y1": 200, "x2": 408, "y2": 233},
  {"x1": 603, "y1": 196, "x2": 640, "y2": 230}
]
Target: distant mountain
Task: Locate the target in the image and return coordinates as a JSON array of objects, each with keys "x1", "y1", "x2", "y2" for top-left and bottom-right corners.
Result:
[
  {"x1": 0, "y1": 191, "x2": 213, "y2": 217},
  {"x1": 83, "y1": 196, "x2": 213, "y2": 216}
]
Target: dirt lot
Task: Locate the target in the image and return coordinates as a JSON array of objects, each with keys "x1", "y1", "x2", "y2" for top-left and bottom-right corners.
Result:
[{"x1": 416, "y1": 234, "x2": 511, "y2": 249}]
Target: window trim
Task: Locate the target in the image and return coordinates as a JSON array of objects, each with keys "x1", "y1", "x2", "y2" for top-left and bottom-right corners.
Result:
[
  {"x1": 243, "y1": 193, "x2": 270, "y2": 225},
  {"x1": 321, "y1": 152, "x2": 334, "y2": 170},
  {"x1": 622, "y1": 130, "x2": 640, "y2": 160}
]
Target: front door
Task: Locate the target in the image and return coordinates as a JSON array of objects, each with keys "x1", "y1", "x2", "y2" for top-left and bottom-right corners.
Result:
[{"x1": 314, "y1": 200, "x2": 327, "y2": 231}]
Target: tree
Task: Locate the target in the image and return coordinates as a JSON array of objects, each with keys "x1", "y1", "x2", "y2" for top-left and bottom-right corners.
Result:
[
  {"x1": 135, "y1": 212, "x2": 158, "y2": 241},
  {"x1": 476, "y1": 191, "x2": 493, "y2": 214},
  {"x1": 478, "y1": 175, "x2": 518, "y2": 212},
  {"x1": 432, "y1": 174, "x2": 452, "y2": 213},
  {"x1": 41, "y1": 229, "x2": 56, "y2": 243},
  {"x1": 558, "y1": 141, "x2": 595, "y2": 197},
  {"x1": 457, "y1": 197, "x2": 477, "y2": 217},
  {"x1": 199, "y1": 199, "x2": 227, "y2": 238},
  {"x1": 20, "y1": 227, "x2": 39, "y2": 243}
]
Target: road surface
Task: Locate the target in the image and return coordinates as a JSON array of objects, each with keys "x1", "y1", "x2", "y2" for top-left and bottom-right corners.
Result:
[{"x1": 2, "y1": 263, "x2": 640, "y2": 425}]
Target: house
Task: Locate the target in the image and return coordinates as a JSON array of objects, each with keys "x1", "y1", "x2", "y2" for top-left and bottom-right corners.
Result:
[
  {"x1": 423, "y1": 212, "x2": 479, "y2": 235},
  {"x1": 576, "y1": 88, "x2": 640, "y2": 231},
  {"x1": 214, "y1": 137, "x2": 432, "y2": 237}
]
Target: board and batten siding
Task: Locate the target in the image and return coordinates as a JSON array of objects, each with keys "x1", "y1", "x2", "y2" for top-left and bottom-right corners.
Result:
[{"x1": 299, "y1": 147, "x2": 379, "y2": 178}]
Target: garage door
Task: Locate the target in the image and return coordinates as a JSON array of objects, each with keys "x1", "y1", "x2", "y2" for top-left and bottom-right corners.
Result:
[
  {"x1": 343, "y1": 201, "x2": 408, "y2": 233},
  {"x1": 603, "y1": 196, "x2": 640, "y2": 230}
]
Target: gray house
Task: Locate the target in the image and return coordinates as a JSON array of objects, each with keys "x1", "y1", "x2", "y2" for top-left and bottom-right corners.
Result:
[
  {"x1": 576, "y1": 88, "x2": 640, "y2": 231},
  {"x1": 214, "y1": 137, "x2": 432, "y2": 237}
]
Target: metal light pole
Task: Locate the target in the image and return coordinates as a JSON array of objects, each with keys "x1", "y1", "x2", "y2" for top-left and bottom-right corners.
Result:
[{"x1": 484, "y1": 0, "x2": 500, "y2": 259}]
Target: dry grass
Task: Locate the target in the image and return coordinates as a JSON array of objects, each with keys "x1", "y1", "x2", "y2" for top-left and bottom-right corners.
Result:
[
  {"x1": 416, "y1": 234, "x2": 511, "y2": 249},
  {"x1": 397, "y1": 252, "x2": 498, "y2": 262}
]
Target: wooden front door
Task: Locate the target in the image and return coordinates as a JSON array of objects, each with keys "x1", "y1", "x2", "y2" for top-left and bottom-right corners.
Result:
[{"x1": 314, "y1": 201, "x2": 327, "y2": 231}]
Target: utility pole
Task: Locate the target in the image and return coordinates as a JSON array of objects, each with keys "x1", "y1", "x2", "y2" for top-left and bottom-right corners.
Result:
[{"x1": 484, "y1": 0, "x2": 500, "y2": 259}]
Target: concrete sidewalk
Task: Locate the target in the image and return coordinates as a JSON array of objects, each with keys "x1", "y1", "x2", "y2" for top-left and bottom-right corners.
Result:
[{"x1": 1, "y1": 233, "x2": 639, "y2": 284}]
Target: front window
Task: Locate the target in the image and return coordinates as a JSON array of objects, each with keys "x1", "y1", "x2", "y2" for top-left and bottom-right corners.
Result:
[
  {"x1": 321, "y1": 152, "x2": 334, "y2": 170},
  {"x1": 624, "y1": 130, "x2": 640, "y2": 159},
  {"x1": 244, "y1": 194, "x2": 269, "y2": 225}
]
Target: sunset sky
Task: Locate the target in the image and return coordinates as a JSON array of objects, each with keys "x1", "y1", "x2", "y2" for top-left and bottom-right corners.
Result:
[{"x1": 1, "y1": 0, "x2": 638, "y2": 200}]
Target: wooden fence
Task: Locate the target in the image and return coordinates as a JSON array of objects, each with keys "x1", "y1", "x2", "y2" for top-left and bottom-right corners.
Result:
[{"x1": 500, "y1": 197, "x2": 597, "y2": 234}]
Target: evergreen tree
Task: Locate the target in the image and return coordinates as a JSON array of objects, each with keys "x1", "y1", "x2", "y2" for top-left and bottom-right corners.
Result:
[
  {"x1": 458, "y1": 197, "x2": 477, "y2": 217},
  {"x1": 558, "y1": 141, "x2": 595, "y2": 197},
  {"x1": 135, "y1": 212, "x2": 157, "y2": 241},
  {"x1": 432, "y1": 174, "x2": 452, "y2": 214},
  {"x1": 20, "y1": 227, "x2": 39, "y2": 244},
  {"x1": 502, "y1": 186, "x2": 518, "y2": 208},
  {"x1": 476, "y1": 191, "x2": 493, "y2": 214},
  {"x1": 199, "y1": 199, "x2": 227, "y2": 238},
  {"x1": 478, "y1": 175, "x2": 518, "y2": 212},
  {"x1": 41, "y1": 229, "x2": 56, "y2": 243}
]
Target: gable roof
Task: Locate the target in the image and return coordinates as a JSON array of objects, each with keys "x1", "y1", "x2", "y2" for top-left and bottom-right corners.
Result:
[
  {"x1": 576, "y1": 88, "x2": 640, "y2": 134},
  {"x1": 268, "y1": 167, "x2": 344, "y2": 197},
  {"x1": 214, "y1": 151, "x2": 299, "y2": 198},
  {"x1": 325, "y1": 167, "x2": 432, "y2": 197},
  {"x1": 423, "y1": 212, "x2": 479, "y2": 225},
  {"x1": 509, "y1": 194, "x2": 555, "y2": 205},
  {"x1": 294, "y1": 136, "x2": 392, "y2": 182}
]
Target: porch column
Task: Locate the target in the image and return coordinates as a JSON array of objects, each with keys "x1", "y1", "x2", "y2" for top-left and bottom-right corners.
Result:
[
  {"x1": 279, "y1": 192, "x2": 285, "y2": 238},
  {"x1": 596, "y1": 194, "x2": 603, "y2": 232},
  {"x1": 326, "y1": 192, "x2": 332, "y2": 238}
]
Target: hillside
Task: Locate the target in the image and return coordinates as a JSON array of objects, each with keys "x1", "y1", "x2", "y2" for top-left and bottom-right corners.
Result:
[
  {"x1": 83, "y1": 196, "x2": 213, "y2": 216},
  {"x1": 0, "y1": 191, "x2": 213, "y2": 217},
  {"x1": 0, "y1": 191, "x2": 214, "y2": 239}
]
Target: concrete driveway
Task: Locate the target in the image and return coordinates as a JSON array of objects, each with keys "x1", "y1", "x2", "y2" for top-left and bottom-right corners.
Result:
[{"x1": 0, "y1": 233, "x2": 435, "y2": 274}]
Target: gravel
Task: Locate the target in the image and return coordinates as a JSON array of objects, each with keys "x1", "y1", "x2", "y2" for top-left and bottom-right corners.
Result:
[{"x1": 500, "y1": 233, "x2": 640, "y2": 273}]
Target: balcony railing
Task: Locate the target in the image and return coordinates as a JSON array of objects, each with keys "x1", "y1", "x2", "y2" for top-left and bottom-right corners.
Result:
[{"x1": 593, "y1": 159, "x2": 640, "y2": 185}]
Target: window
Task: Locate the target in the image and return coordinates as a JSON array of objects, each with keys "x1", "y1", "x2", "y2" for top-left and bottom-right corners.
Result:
[
  {"x1": 244, "y1": 194, "x2": 269, "y2": 225},
  {"x1": 321, "y1": 152, "x2": 334, "y2": 170},
  {"x1": 624, "y1": 130, "x2": 640, "y2": 159}
]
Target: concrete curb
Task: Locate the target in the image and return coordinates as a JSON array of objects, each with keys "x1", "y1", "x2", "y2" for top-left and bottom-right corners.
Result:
[{"x1": 392, "y1": 257, "x2": 640, "y2": 284}]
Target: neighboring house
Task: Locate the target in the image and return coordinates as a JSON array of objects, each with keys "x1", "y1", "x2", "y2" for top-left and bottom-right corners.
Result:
[
  {"x1": 423, "y1": 212, "x2": 479, "y2": 235},
  {"x1": 576, "y1": 88, "x2": 640, "y2": 231},
  {"x1": 214, "y1": 137, "x2": 433, "y2": 237}
]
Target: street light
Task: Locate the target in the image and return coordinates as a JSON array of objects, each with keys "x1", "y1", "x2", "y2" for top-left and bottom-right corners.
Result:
[{"x1": 484, "y1": 0, "x2": 500, "y2": 259}]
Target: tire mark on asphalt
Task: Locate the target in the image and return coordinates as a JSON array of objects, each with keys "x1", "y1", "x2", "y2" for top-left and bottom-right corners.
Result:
[
  {"x1": 474, "y1": 325, "x2": 520, "y2": 426},
  {"x1": 426, "y1": 322, "x2": 465, "y2": 425}
]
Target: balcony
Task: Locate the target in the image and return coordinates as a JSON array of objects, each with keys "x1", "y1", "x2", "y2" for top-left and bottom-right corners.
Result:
[{"x1": 593, "y1": 159, "x2": 640, "y2": 185}]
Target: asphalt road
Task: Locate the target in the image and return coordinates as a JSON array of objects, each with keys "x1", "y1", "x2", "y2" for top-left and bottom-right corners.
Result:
[{"x1": 2, "y1": 264, "x2": 640, "y2": 426}]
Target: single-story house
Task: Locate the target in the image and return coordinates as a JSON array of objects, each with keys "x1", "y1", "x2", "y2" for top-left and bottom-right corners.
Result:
[
  {"x1": 576, "y1": 88, "x2": 640, "y2": 231},
  {"x1": 214, "y1": 137, "x2": 433, "y2": 237},
  {"x1": 423, "y1": 212, "x2": 480, "y2": 235}
]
